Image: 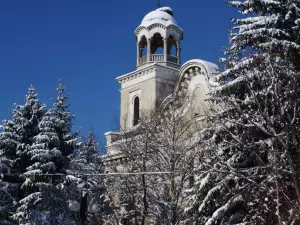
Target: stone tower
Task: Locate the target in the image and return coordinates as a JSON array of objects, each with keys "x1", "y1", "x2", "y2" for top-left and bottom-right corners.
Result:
[
  {"x1": 116, "y1": 7, "x2": 183, "y2": 131},
  {"x1": 104, "y1": 6, "x2": 218, "y2": 162}
]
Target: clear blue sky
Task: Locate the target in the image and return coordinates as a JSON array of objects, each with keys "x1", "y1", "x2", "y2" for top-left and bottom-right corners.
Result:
[{"x1": 0, "y1": 0, "x2": 236, "y2": 146}]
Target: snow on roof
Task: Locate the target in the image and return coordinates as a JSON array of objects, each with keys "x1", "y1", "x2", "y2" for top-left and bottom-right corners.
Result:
[
  {"x1": 181, "y1": 59, "x2": 219, "y2": 86},
  {"x1": 182, "y1": 59, "x2": 219, "y2": 78},
  {"x1": 141, "y1": 7, "x2": 177, "y2": 27}
]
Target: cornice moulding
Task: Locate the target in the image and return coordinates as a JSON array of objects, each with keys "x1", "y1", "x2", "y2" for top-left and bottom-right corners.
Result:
[{"x1": 116, "y1": 64, "x2": 179, "y2": 84}]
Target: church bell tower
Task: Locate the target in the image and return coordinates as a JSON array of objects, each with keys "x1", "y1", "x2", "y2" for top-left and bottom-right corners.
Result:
[{"x1": 116, "y1": 6, "x2": 183, "y2": 131}]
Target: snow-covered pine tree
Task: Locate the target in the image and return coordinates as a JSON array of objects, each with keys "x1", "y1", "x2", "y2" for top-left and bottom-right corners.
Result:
[
  {"x1": 183, "y1": 127, "x2": 246, "y2": 225},
  {"x1": 0, "y1": 117, "x2": 21, "y2": 170},
  {"x1": 197, "y1": 58, "x2": 300, "y2": 225},
  {"x1": 71, "y1": 130, "x2": 100, "y2": 188},
  {"x1": 53, "y1": 78, "x2": 77, "y2": 161},
  {"x1": 13, "y1": 109, "x2": 73, "y2": 225},
  {"x1": 0, "y1": 86, "x2": 46, "y2": 173},
  {"x1": 185, "y1": 1, "x2": 300, "y2": 224},
  {"x1": 78, "y1": 130, "x2": 99, "y2": 164},
  {"x1": 14, "y1": 86, "x2": 47, "y2": 176},
  {"x1": 222, "y1": 0, "x2": 300, "y2": 74},
  {"x1": 68, "y1": 130, "x2": 110, "y2": 224},
  {"x1": 0, "y1": 86, "x2": 47, "y2": 224},
  {"x1": 0, "y1": 117, "x2": 21, "y2": 224},
  {"x1": 52, "y1": 78, "x2": 89, "y2": 220}
]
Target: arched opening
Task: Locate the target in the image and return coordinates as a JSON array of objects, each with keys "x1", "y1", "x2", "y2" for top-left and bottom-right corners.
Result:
[
  {"x1": 139, "y1": 35, "x2": 147, "y2": 57},
  {"x1": 167, "y1": 35, "x2": 177, "y2": 56},
  {"x1": 133, "y1": 96, "x2": 140, "y2": 126},
  {"x1": 170, "y1": 44, "x2": 176, "y2": 56},
  {"x1": 151, "y1": 33, "x2": 164, "y2": 54}
]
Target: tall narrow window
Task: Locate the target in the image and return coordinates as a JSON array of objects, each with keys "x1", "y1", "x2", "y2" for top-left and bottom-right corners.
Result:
[{"x1": 133, "y1": 96, "x2": 140, "y2": 126}]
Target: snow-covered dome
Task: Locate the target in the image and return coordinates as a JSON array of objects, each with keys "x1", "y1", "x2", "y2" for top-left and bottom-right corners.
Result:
[
  {"x1": 141, "y1": 7, "x2": 177, "y2": 27},
  {"x1": 174, "y1": 59, "x2": 219, "y2": 92},
  {"x1": 182, "y1": 59, "x2": 219, "y2": 78}
]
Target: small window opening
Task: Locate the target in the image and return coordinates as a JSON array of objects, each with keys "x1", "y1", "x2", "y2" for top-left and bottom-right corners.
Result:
[
  {"x1": 133, "y1": 97, "x2": 140, "y2": 126},
  {"x1": 170, "y1": 44, "x2": 176, "y2": 56}
]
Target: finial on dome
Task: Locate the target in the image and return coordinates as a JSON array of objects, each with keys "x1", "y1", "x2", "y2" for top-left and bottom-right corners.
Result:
[{"x1": 156, "y1": 0, "x2": 161, "y2": 8}]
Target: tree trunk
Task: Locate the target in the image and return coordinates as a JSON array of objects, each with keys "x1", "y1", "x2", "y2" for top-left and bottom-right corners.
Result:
[{"x1": 141, "y1": 157, "x2": 148, "y2": 225}]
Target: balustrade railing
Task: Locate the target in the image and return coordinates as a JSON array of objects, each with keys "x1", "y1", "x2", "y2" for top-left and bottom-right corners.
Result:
[
  {"x1": 138, "y1": 56, "x2": 147, "y2": 65},
  {"x1": 167, "y1": 55, "x2": 178, "y2": 64},
  {"x1": 138, "y1": 54, "x2": 178, "y2": 66},
  {"x1": 150, "y1": 54, "x2": 164, "y2": 62}
]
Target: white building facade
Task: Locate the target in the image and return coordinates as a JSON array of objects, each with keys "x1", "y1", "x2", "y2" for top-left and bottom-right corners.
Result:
[{"x1": 104, "y1": 6, "x2": 218, "y2": 162}]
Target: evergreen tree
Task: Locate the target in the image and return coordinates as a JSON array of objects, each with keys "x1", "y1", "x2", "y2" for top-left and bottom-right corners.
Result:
[
  {"x1": 0, "y1": 81, "x2": 78, "y2": 224},
  {"x1": 71, "y1": 130, "x2": 100, "y2": 188},
  {"x1": 0, "y1": 163, "x2": 19, "y2": 224},
  {"x1": 53, "y1": 78, "x2": 77, "y2": 160},
  {"x1": 0, "y1": 118, "x2": 21, "y2": 224},
  {"x1": 14, "y1": 86, "x2": 46, "y2": 175},
  {"x1": 222, "y1": 0, "x2": 300, "y2": 76},
  {"x1": 0, "y1": 86, "x2": 46, "y2": 172},
  {"x1": 0, "y1": 86, "x2": 46, "y2": 224},
  {"x1": 185, "y1": 1, "x2": 300, "y2": 224},
  {"x1": 7, "y1": 83, "x2": 77, "y2": 224},
  {"x1": 0, "y1": 118, "x2": 21, "y2": 169},
  {"x1": 13, "y1": 109, "x2": 73, "y2": 224},
  {"x1": 78, "y1": 130, "x2": 99, "y2": 165},
  {"x1": 68, "y1": 130, "x2": 111, "y2": 224}
]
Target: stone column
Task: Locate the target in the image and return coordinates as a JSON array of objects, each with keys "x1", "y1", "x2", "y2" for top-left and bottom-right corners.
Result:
[
  {"x1": 164, "y1": 38, "x2": 168, "y2": 62},
  {"x1": 147, "y1": 38, "x2": 151, "y2": 62},
  {"x1": 137, "y1": 42, "x2": 140, "y2": 66},
  {"x1": 176, "y1": 41, "x2": 181, "y2": 64}
]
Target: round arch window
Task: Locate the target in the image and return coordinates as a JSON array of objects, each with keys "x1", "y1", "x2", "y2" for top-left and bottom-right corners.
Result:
[{"x1": 133, "y1": 96, "x2": 140, "y2": 126}]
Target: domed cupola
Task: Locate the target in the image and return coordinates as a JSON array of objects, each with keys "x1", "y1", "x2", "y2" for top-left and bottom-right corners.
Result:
[{"x1": 135, "y1": 7, "x2": 183, "y2": 69}]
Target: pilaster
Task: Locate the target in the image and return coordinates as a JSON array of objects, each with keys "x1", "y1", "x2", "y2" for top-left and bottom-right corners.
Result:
[
  {"x1": 164, "y1": 38, "x2": 168, "y2": 62},
  {"x1": 147, "y1": 39, "x2": 151, "y2": 62}
]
